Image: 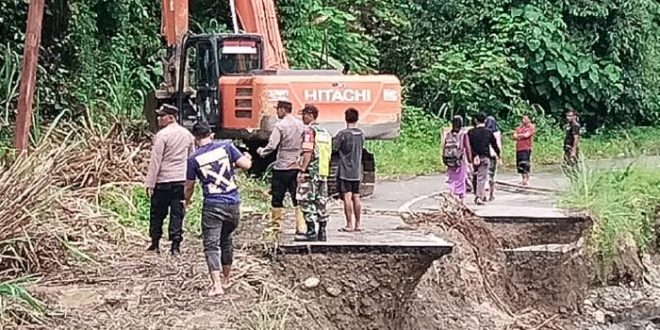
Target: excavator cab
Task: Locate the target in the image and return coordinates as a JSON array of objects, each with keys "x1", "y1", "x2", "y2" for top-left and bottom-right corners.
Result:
[{"x1": 175, "y1": 34, "x2": 264, "y2": 131}]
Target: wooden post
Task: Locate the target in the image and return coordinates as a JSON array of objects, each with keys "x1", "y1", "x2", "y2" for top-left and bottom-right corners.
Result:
[{"x1": 14, "y1": 0, "x2": 45, "y2": 152}]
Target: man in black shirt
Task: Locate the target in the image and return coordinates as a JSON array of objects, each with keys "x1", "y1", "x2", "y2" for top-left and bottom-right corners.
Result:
[
  {"x1": 468, "y1": 113, "x2": 501, "y2": 205},
  {"x1": 333, "y1": 108, "x2": 364, "y2": 232},
  {"x1": 564, "y1": 110, "x2": 581, "y2": 166}
]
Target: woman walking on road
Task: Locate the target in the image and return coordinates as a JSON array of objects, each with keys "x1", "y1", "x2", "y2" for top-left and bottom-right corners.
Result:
[
  {"x1": 485, "y1": 116, "x2": 502, "y2": 201},
  {"x1": 443, "y1": 115, "x2": 472, "y2": 200}
]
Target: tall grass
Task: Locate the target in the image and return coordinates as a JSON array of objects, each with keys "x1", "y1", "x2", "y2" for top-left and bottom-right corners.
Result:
[
  {"x1": 98, "y1": 173, "x2": 269, "y2": 237},
  {"x1": 560, "y1": 163, "x2": 660, "y2": 268},
  {"x1": 0, "y1": 43, "x2": 20, "y2": 127},
  {"x1": 500, "y1": 126, "x2": 660, "y2": 167}
]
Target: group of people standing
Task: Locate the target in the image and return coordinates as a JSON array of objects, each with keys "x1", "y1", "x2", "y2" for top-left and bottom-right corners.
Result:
[
  {"x1": 443, "y1": 110, "x2": 582, "y2": 203},
  {"x1": 443, "y1": 112, "x2": 504, "y2": 205},
  {"x1": 144, "y1": 101, "x2": 365, "y2": 296},
  {"x1": 258, "y1": 101, "x2": 365, "y2": 237}
]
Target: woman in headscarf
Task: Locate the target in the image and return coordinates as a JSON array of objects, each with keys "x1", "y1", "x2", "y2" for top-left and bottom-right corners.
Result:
[
  {"x1": 443, "y1": 115, "x2": 472, "y2": 200},
  {"x1": 485, "y1": 116, "x2": 502, "y2": 201}
]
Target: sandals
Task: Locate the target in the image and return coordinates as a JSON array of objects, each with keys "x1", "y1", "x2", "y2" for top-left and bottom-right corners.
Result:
[{"x1": 338, "y1": 227, "x2": 363, "y2": 232}]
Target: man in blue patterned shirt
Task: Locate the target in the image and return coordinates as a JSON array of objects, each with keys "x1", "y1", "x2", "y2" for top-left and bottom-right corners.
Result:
[{"x1": 184, "y1": 122, "x2": 252, "y2": 297}]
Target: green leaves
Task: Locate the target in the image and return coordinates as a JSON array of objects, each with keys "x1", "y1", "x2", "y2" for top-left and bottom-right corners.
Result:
[
  {"x1": 0, "y1": 0, "x2": 658, "y2": 132},
  {"x1": 549, "y1": 76, "x2": 561, "y2": 88},
  {"x1": 556, "y1": 61, "x2": 569, "y2": 78}
]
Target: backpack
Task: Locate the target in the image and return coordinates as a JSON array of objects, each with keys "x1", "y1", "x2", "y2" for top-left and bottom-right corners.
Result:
[
  {"x1": 443, "y1": 131, "x2": 464, "y2": 167},
  {"x1": 314, "y1": 126, "x2": 332, "y2": 177}
]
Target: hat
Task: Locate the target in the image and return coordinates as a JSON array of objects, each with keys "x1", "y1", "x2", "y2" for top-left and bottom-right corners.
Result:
[
  {"x1": 155, "y1": 104, "x2": 178, "y2": 116},
  {"x1": 300, "y1": 104, "x2": 319, "y2": 117},
  {"x1": 192, "y1": 122, "x2": 212, "y2": 138},
  {"x1": 276, "y1": 100, "x2": 292, "y2": 111}
]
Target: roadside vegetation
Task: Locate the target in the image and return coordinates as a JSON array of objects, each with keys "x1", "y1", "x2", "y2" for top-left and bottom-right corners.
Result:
[
  {"x1": 560, "y1": 164, "x2": 660, "y2": 274},
  {"x1": 98, "y1": 175, "x2": 270, "y2": 238},
  {"x1": 369, "y1": 107, "x2": 660, "y2": 178}
]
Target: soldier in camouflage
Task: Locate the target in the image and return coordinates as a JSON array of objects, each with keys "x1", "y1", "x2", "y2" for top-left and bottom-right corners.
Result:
[{"x1": 296, "y1": 104, "x2": 331, "y2": 241}]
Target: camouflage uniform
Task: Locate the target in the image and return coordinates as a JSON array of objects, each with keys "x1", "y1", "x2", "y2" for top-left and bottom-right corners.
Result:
[{"x1": 297, "y1": 123, "x2": 329, "y2": 225}]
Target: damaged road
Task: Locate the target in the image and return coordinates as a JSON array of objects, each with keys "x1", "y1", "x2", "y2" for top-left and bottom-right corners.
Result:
[{"x1": 23, "y1": 164, "x2": 660, "y2": 330}]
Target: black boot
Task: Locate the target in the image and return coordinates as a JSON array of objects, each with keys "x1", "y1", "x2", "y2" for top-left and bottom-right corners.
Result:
[
  {"x1": 317, "y1": 222, "x2": 327, "y2": 242},
  {"x1": 147, "y1": 238, "x2": 160, "y2": 253},
  {"x1": 170, "y1": 241, "x2": 181, "y2": 256},
  {"x1": 295, "y1": 222, "x2": 317, "y2": 241}
]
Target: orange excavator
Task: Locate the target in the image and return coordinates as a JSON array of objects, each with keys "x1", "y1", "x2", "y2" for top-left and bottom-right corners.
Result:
[{"x1": 144, "y1": 0, "x2": 403, "y2": 196}]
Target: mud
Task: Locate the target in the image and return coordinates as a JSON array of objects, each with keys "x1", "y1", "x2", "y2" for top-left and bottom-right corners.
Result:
[
  {"x1": 398, "y1": 194, "x2": 595, "y2": 329},
  {"x1": 487, "y1": 217, "x2": 591, "y2": 248},
  {"x1": 501, "y1": 244, "x2": 592, "y2": 314},
  {"x1": 273, "y1": 249, "x2": 446, "y2": 330}
]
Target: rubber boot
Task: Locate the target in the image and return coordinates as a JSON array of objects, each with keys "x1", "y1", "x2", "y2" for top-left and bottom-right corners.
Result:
[
  {"x1": 170, "y1": 241, "x2": 181, "y2": 256},
  {"x1": 268, "y1": 208, "x2": 284, "y2": 233},
  {"x1": 317, "y1": 222, "x2": 327, "y2": 242},
  {"x1": 294, "y1": 207, "x2": 306, "y2": 235},
  {"x1": 147, "y1": 238, "x2": 160, "y2": 253},
  {"x1": 295, "y1": 222, "x2": 317, "y2": 241}
]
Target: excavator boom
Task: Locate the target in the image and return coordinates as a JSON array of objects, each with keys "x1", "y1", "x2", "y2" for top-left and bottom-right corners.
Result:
[
  {"x1": 234, "y1": 0, "x2": 288, "y2": 69},
  {"x1": 161, "y1": 0, "x2": 188, "y2": 47}
]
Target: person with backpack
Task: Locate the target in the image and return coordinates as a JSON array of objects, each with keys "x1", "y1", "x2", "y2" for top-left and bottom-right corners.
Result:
[
  {"x1": 296, "y1": 104, "x2": 332, "y2": 241},
  {"x1": 443, "y1": 115, "x2": 472, "y2": 200}
]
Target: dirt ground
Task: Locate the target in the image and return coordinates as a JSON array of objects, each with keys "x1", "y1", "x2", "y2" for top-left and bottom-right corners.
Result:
[
  {"x1": 12, "y1": 195, "x2": 660, "y2": 330},
  {"x1": 399, "y1": 196, "x2": 592, "y2": 330}
]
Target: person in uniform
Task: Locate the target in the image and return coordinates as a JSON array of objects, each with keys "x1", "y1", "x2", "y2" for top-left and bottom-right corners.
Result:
[
  {"x1": 296, "y1": 104, "x2": 332, "y2": 241},
  {"x1": 257, "y1": 100, "x2": 306, "y2": 235},
  {"x1": 145, "y1": 104, "x2": 195, "y2": 255}
]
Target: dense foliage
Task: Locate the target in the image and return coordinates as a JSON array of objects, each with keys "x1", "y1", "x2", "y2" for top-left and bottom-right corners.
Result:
[{"x1": 1, "y1": 0, "x2": 660, "y2": 132}]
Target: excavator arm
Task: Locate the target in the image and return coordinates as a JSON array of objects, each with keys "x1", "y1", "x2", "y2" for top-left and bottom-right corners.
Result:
[
  {"x1": 233, "y1": 0, "x2": 288, "y2": 69},
  {"x1": 159, "y1": 0, "x2": 286, "y2": 89},
  {"x1": 161, "y1": 0, "x2": 188, "y2": 48}
]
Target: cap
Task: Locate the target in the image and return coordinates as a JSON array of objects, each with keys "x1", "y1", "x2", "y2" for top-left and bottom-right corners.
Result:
[
  {"x1": 155, "y1": 104, "x2": 178, "y2": 116},
  {"x1": 276, "y1": 100, "x2": 292, "y2": 111},
  {"x1": 300, "y1": 104, "x2": 319, "y2": 117},
  {"x1": 192, "y1": 122, "x2": 212, "y2": 138}
]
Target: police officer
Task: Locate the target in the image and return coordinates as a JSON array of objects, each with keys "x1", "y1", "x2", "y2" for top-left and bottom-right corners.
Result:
[
  {"x1": 145, "y1": 104, "x2": 195, "y2": 255},
  {"x1": 257, "y1": 100, "x2": 306, "y2": 235},
  {"x1": 296, "y1": 104, "x2": 332, "y2": 241}
]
